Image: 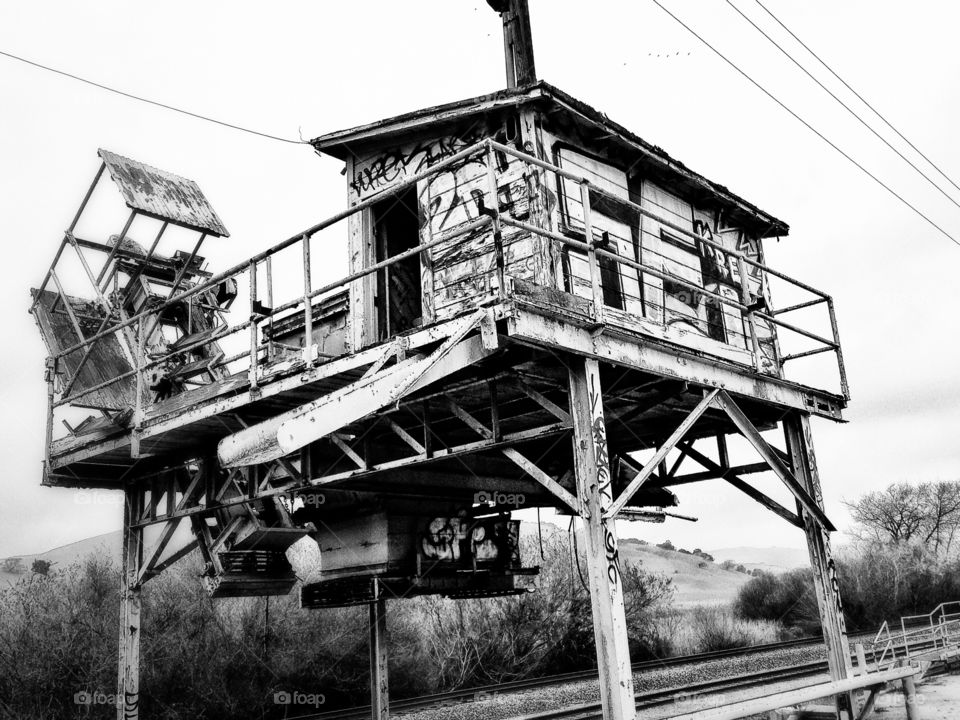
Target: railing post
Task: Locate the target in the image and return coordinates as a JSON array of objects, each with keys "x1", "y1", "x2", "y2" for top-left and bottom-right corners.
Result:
[
  {"x1": 302, "y1": 234, "x2": 314, "y2": 365},
  {"x1": 43, "y1": 357, "x2": 56, "y2": 474},
  {"x1": 484, "y1": 141, "x2": 507, "y2": 301},
  {"x1": 248, "y1": 261, "x2": 259, "y2": 393},
  {"x1": 133, "y1": 318, "x2": 145, "y2": 457},
  {"x1": 266, "y1": 256, "x2": 274, "y2": 362},
  {"x1": 826, "y1": 297, "x2": 849, "y2": 400},
  {"x1": 580, "y1": 180, "x2": 604, "y2": 324},
  {"x1": 736, "y1": 255, "x2": 762, "y2": 370}
]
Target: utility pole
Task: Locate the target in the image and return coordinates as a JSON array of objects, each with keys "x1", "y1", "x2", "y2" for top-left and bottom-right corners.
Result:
[{"x1": 487, "y1": 0, "x2": 537, "y2": 87}]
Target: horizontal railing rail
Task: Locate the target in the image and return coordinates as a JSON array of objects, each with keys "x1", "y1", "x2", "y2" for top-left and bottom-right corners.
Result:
[{"x1": 44, "y1": 138, "x2": 847, "y2": 428}]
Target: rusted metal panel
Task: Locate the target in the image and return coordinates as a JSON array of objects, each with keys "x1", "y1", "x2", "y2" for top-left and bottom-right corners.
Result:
[
  {"x1": 98, "y1": 149, "x2": 229, "y2": 237},
  {"x1": 30, "y1": 289, "x2": 136, "y2": 411}
]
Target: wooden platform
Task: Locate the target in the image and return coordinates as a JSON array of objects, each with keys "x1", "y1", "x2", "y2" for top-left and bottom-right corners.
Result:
[{"x1": 44, "y1": 291, "x2": 845, "y2": 491}]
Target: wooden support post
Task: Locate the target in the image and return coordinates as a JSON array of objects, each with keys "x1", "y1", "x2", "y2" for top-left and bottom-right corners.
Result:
[
  {"x1": 369, "y1": 581, "x2": 389, "y2": 720},
  {"x1": 580, "y1": 181, "x2": 605, "y2": 325},
  {"x1": 784, "y1": 413, "x2": 854, "y2": 720},
  {"x1": 117, "y1": 487, "x2": 143, "y2": 720},
  {"x1": 854, "y1": 643, "x2": 868, "y2": 675},
  {"x1": 902, "y1": 675, "x2": 920, "y2": 720},
  {"x1": 490, "y1": 0, "x2": 537, "y2": 88},
  {"x1": 568, "y1": 357, "x2": 635, "y2": 720}
]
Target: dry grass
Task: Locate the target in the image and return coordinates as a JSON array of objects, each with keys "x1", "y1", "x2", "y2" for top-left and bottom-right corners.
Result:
[{"x1": 650, "y1": 605, "x2": 783, "y2": 655}]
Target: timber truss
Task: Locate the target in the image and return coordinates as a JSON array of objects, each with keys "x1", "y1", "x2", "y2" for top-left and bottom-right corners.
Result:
[
  {"x1": 112, "y1": 339, "x2": 855, "y2": 720},
  {"x1": 123, "y1": 351, "x2": 838, "y2": 596}
]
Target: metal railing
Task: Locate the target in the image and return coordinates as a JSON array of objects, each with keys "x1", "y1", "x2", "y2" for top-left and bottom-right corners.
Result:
[
  {"x1": 870, "y1": 601, "x2": 960, "y2": 670},
  {"x1": 44, "y1": 138, "x2": 848, "y2": 430},
  {"x1": 901, "y1": 601, "x2": 960, "y2": 656}
]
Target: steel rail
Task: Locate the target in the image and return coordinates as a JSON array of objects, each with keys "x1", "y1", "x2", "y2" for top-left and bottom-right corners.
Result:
[{"x1": 301, "y1": 631, "x2": 914, "y2": 720}]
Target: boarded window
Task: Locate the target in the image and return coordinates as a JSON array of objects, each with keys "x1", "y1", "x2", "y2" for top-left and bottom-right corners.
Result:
[{"x1": 555, "y1": 148, "x2": 642, "y2": 315}]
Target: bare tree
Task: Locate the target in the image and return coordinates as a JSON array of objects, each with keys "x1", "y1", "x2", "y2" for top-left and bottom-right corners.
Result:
[{"x1": 845, "y1": 480, "x2": 960, "y2": 557}]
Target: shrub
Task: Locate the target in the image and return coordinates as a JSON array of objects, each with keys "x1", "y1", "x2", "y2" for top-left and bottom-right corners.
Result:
[
  {"x1": 651, "y1": 606, "x2": 782, "y2": 655},
  {"x1": 734, "y1": 568, "x2": 820, "y2": 634}
]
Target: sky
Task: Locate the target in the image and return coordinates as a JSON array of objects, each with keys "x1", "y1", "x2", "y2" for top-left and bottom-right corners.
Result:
[{"x1": 1, "y1": 0, "x2": 958, "y2": 559}]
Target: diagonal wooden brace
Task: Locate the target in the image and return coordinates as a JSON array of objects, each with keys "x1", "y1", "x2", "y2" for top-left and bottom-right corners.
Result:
[
  {"x1": 444, "y1": 395, "x2": 581, "y2": 514},
  {"x1": 605, "y1": 388, "x2": 718, "y2": 519},
  {"x1": 713, "y1": 390, "x2": 836, "y2": 532},
  {"x1": 677, "y1": 440, "x2": 802, "y2": 528}
]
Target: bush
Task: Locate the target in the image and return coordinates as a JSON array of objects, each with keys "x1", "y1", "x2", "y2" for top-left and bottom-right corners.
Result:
[
  {"x1": 735, "y1": 568, "x2": 821, "y2": 634},
  {"x1": 0, "y1": 527, "x2": 674, "y2": 718},
  {"x1": 734, "y1": 542, "x2": 960, "y2": 635},
  {"x1": 651, "y1": 606, "x2": 782, "y2": 655},
  {"x1": 836, "y1": 543, "x2": 960, "y2": 631}
]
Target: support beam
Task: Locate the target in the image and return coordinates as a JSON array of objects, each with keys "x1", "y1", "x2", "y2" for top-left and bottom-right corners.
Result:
[
  {"x1": 369, "y1": 582, "x2": 389, "y2": 720},
  {"x1": 568, "y1": 357, "x2": 635, "y2": 720},
  {"x1": 444, "y1": 395, "x2": 580, "y2": 513},
  {"x1": 218, "y1": 310, "x2": 491, "y2": 467},
  {"x1": 656, "y1": 461, "x2": 769, "y2": 487},
  {"x1": 714, "y1": 390, "x2": 835, "y2": 532},
  {"x1": 784, "y1": 413, "x2": 854, "y2": 719},
  {"x1": 117, "y1": 487, "x2": 143, "y2": 720},
  {"x1": 677, "y1": 441, "x2": 802, "y2": 528},
  {"x1": 606, "y1": 389, "x2": 718, "y2": 519}
]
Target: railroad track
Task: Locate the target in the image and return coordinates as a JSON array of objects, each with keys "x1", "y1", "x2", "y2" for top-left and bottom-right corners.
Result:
[
  {"x1": 302, "y1": 633, "x2": 932, "y2": 720},
  {"x1": 514, "y1": 662, "x2": 828, "y2": 720}
]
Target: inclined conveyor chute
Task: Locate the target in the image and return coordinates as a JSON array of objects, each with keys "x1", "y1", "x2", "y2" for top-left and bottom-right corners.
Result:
[{"x1": 217, "y1": 310, "x2": 495, "y2": 467}]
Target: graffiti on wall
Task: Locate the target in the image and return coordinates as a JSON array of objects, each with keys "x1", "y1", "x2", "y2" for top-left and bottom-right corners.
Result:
[
  {"x1": 420, "y1": 516, "x2": 520, "y2": 568},
  {"x1": 350, "y1": 130, "x2": 487, "y2": 198}
]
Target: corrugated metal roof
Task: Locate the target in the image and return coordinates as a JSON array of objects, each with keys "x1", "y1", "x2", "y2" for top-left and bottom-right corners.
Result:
[{"x1": 98, "y1": 149, "x2": 229, "y2": 237}]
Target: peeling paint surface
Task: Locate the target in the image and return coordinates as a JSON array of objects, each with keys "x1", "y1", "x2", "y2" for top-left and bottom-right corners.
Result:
[{"x1": 98, "y1": 149, "x2": 229, "y2": 237}]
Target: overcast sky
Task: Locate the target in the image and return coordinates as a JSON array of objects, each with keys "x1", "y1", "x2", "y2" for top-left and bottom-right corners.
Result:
[{"x1": 1, "y1": 1, "x2": 958, "y2": 559}]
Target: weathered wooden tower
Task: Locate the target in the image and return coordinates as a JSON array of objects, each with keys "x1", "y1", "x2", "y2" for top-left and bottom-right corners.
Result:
[{"x1": 31, "y1": 4, "x2": 856, "y2": 719}]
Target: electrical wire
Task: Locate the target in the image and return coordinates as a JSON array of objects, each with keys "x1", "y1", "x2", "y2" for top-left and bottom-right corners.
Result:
[
  {"x1": 650, "y1": 0, "x2": 959, "y2": 248},
  {"x1": 0, "y1": 48, "x2": 306, "y2": 145},
  {"x1": 752, "y1": 0, "x2": 960, "y2": 198},
  {"x1": 724, "y1": 0, "x2": 960, "y2": 212}
]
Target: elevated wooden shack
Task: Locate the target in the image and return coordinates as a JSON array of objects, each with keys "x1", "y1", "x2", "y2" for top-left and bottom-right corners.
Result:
[{"x1": 31, "y1": 11, "x2": 857, "y2": 720}]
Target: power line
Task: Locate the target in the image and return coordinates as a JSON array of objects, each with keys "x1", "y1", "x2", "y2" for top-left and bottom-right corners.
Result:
[
  {"x1": 752, "y1": 0, "x2": 960, "y2": 198},
  {"x1": 724, "y1": 0, "x2": 960, "y2": 212},
  {"x1": 650, "y1": 0, "x2": 959, "y2": 248},
  {"x1": 0, "y1": 48, "x2": 306, "y2": 146}
]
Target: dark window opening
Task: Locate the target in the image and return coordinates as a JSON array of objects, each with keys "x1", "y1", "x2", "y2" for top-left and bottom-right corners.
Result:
[
  {"x1": 373, "y1": 188, "x2": 422, "y2": 340},
  {"x1": 560, "y1": 242, "x2": 625, "y2": 311}
]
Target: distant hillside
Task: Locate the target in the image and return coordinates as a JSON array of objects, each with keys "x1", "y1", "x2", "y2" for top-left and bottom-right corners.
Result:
[
  {"x1": 708, "y1": 546, "x2": 809, "y2": 574},
  {"x1": 0, "y1": 530, "x2": 121, "y2": 585},
  {"x1": 618, "y1": 540, "x2": 751, "y2": 606},
  {"x1": 2, "y1": 526, "x2": 770, "y2": 608}
]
